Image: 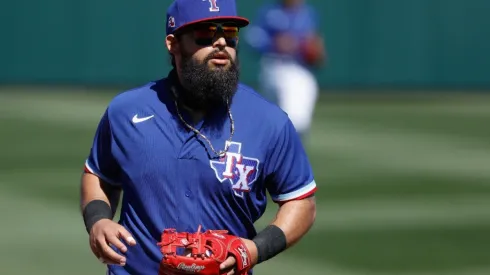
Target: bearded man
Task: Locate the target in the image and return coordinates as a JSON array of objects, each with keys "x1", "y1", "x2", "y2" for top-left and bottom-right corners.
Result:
[{"x1": 79, "y1": 1, "x2": 317, "y2": 274}]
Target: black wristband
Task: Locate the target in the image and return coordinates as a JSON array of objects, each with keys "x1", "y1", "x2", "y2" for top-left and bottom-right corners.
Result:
[
  {"x1": 83, "y1": 200, "x2": 113, "y2": 233},
  {"x1": 252, "y1": 225, "x2": 287, "y2": 264}
]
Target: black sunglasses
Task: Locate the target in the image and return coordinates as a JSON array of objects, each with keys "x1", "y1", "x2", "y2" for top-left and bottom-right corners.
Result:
[{"x1": 178, "y1": 22, "x2": 240, "y2": 48}]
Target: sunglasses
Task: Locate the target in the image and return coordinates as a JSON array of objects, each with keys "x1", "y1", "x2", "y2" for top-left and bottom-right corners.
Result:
[{"x1": 188, "y1": 22, "x2": 240, "y2": 48}]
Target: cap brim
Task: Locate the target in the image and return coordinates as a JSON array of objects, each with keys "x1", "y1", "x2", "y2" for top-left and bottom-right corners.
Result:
[{"x1": 173, "y1": 16, "x2": 249, "y2": 34}]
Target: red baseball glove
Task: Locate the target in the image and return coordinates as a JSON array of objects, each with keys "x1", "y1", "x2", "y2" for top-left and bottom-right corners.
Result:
[
  {"x1": 157, "y1": 225, "x2": 252, "y2": 275},
  {"x1": 300, "y1": 35, "x2": 326, "y2": 66}
]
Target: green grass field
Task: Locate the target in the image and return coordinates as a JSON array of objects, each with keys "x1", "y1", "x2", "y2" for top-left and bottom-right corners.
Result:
[{"x1": 1, "y1": 87, "x2": 489, "y2": 275}]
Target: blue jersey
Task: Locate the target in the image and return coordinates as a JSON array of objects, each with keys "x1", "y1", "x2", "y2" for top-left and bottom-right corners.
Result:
[
  {"x1": 84, "y1": 71, "x2": 317, "y2": 275},
  {"x1": 244, "y1": 3, "x2": 320, "y2": 64}
]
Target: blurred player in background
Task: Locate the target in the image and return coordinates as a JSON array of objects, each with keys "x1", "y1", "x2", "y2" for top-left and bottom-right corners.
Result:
[{"x1": 244, "y1": 0, "x2": 326, "y2": 143}]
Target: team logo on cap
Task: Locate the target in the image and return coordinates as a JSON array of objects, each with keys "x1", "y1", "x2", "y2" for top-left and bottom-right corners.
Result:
[
  {"x1": 204, "y1": 0, "x2": 220, "y2": 12},
  {"x1": 168, "y1": 16, "x2": 175, "y2": 28},
  {"x1": 210, "y1": 141, "x2": 260, "y2": 198}
]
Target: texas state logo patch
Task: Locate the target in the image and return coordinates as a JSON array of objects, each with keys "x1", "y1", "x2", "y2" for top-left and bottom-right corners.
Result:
[{"x1": 210, "y1": 141, "x2": 260, "y2": 198}]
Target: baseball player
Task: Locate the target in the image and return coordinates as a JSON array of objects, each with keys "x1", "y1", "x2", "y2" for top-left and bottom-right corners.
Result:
[
  {"x1": 80, "y1": 0, "x2": 317, "y2": 274},
  {"x1": 243, "y1": 0, "x2": 326, "y2": 143}
]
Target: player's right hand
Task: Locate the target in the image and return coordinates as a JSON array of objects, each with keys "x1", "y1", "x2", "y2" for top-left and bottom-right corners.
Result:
[{"x1": 89, "y1": 219, "x2": 137, "y2": 266}]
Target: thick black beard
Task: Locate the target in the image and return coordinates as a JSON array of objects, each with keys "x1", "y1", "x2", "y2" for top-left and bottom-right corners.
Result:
[{"x1": 178, "y1": 49, "x2": 240, "y2": 112}]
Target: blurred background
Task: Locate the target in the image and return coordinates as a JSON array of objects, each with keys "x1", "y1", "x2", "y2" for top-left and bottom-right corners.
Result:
[{"x1": 1, "y1": 0, "x2": 489, "y2": 274}]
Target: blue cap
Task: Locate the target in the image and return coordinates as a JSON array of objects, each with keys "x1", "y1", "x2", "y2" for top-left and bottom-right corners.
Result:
[{"x1": 166, "y1": 0, "x2": 249, "y2": 35}]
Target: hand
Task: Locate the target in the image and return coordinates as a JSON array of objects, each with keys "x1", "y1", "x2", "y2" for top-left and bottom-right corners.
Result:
[
  {"x1": 89, "y1": 219, "x2": 137, "y2": 266},
  {"x1": 274, "y1": 33, "x2": 298, "y2": 54},
  {"x1": 219, "y1": 238, "x2": 258, "y2": 275}
]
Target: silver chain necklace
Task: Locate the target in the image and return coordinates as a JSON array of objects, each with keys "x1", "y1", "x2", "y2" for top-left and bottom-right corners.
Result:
[{"x1": 171, "y1": 87, "x2": 235, "y2": 158}]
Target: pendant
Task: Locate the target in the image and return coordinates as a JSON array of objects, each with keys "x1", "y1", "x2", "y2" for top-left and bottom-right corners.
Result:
[{"x1": 218, "y1": 151, "x2": 227, "y2": 158}]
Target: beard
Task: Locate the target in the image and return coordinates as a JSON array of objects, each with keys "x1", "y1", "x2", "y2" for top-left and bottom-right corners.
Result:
[{"x1": 178, "y1": 48, "x2": 240, "y2": 111}]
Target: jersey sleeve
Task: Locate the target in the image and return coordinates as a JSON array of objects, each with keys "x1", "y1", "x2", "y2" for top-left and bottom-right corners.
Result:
[
  {"x1": 84, "y1": 108, "x2": 121, "y2": 186},
  {"x1": 264, "y1": 119, "x2": 317, "y2": 203},
  {"x1": 242, "y1": 6, "x2": 274, "y2": 54}
]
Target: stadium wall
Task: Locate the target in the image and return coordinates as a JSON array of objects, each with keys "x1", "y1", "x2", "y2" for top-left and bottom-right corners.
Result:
[{"x1": 1, "y1": 0, "x2": 489, "y2": 89}]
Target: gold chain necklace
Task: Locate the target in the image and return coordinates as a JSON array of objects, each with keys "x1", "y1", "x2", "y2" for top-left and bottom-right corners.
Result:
[{"x1": 171, "y1": 87, "x2": 235, "y2": 158}]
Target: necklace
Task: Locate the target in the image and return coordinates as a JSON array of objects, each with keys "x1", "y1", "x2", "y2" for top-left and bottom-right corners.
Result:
[{"x1": 171, "y1": 87, "x2": 235, "y2": 158}]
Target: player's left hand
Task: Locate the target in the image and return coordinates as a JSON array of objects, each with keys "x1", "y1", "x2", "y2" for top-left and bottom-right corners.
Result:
[{"x1": 219, "y1": 238, "x2": 258, "y2": 275}]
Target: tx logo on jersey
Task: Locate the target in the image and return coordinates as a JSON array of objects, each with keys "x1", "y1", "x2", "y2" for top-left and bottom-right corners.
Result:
[{"x1": 210, "y1": 142, "x2": 259, "y2": 198}]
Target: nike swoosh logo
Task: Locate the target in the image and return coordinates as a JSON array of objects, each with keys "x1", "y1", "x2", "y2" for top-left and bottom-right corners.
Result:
[{"x1": 132, "y1": 114, "x2": 154, "y2": 123}]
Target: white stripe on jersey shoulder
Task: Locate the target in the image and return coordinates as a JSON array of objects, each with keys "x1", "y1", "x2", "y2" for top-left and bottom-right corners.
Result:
[
  {"x1": 84, "y1": 160, "x2": 119, "y2": 186},
  {"x1": 272, "y1": 180, "x2": 317, "y2": 202}
]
